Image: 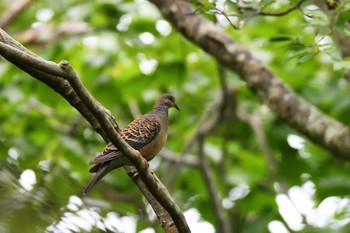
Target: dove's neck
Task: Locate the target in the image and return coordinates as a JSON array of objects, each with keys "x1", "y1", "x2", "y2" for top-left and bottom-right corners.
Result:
[
  {"x1": 153, "y1": 105, "x2": 168, "y2": 113},
  {"x1": 153, "y1": 105, "x2": 169, "y2": 131}
]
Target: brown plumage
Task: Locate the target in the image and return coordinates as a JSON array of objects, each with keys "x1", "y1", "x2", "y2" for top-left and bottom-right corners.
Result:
[{"x1": 84, "y1": 94, "x2": 179, "y2": 194}]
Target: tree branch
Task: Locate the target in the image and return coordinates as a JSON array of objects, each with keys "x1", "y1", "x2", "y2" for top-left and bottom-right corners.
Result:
[
  {"x1": 0, "y1": 29, "x2": 190, "y2": 233},
  {"x1": 126, "y1": 166, "x2": 179, "y2": 233},
  {"x1": 149, "y1": 0, "x2": 350, "y2": 158}
]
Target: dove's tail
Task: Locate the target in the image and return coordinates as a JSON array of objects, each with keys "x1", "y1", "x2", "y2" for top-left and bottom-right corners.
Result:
[
  {"x1": 83, "y1": 163, "x2": 112, "y2": 194},
  {"x1": 84, "y1": 155, "x2": 129, "y2": 194}
]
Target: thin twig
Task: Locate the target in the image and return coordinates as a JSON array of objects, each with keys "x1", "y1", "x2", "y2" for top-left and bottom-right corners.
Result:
[
  {"x1": 197, "y1": 137, "x2": 232, "y2": 233},
  {"x1": 159, "y1": 150, "x2": 199, "y2": 167},
  {"x1": 239, "y1": 0, "x2": 307, "y2": 17},
  {"x1": 191, "y1": 65, "x2": 233, "y2": 233}
]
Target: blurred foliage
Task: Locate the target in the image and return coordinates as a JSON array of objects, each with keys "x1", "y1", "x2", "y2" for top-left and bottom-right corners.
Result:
[{"x1": 1, "y1": 0, "x2": 350, "y2": 233}]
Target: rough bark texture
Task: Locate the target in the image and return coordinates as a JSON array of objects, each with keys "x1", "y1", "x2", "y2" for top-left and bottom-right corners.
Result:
[{"x1": 150, "y1": 0, "x2": 350, "y2": 158}]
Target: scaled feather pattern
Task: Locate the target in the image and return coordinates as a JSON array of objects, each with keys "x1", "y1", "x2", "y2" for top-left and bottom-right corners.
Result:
[{"x1": 84, "y1": 93, "x2": 179, "y2": 194}]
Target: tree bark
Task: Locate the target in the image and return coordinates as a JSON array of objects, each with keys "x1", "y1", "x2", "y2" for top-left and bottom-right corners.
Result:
[{"x1": 149, "y1": 0, "x2": 350, "y2": 158}]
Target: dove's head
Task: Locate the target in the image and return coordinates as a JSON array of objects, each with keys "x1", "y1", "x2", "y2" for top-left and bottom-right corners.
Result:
[{"x1": 155, "y1": 94, "x2": 180, "y2": 111}]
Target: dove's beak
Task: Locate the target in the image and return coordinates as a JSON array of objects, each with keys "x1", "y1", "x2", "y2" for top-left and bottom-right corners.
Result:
[{"x1": 175, "y1": 104, "x2": 180, "y2": 111}]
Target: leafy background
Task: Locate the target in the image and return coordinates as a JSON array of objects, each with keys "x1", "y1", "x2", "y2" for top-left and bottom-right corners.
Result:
[{"x1": 1, "y1": 0, "x2": 350, "y2": 232}]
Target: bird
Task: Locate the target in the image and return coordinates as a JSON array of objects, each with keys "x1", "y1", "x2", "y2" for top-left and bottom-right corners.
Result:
[{"x1": 84, "y1": 93, "x2": 179, "y2": 194}]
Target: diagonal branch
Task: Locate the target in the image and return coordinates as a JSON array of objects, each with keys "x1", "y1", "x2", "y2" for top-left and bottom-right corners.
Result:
[
  {"x1": 149, "y1": 0, "x2": 350, "y2": 158},
  {"x1": 59, "y1": 61, "x2": 190, "y2": 232},
  {"x1": 0, "y1": 29, "x2": 190, "y2": 233}
]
